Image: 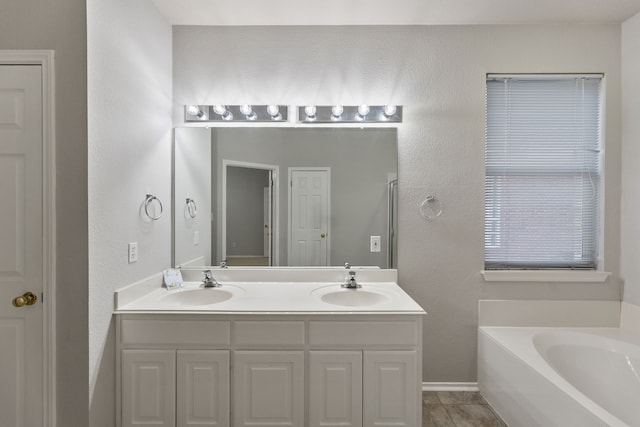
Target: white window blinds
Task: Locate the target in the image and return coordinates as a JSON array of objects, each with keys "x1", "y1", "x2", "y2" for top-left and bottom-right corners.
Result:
[{"x1": 485, "y1": 74, "x2": 603, "y2": 269}]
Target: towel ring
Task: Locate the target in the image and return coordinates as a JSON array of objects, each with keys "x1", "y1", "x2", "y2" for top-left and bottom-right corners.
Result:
[
  {"x1": 144, "y1": 194, "x2": 163, "y2": 221},
  {"x1": 186, "y1": 198, "x2": 197, "y2": 218},
  {"x1": 419, "y1": 195, "x2": 442, "y2": 221}
]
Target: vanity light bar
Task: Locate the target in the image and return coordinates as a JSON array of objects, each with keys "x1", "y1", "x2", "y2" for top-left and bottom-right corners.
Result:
[
  {"x1": 184, "y1": 105, "x2": 289, "y2": 122},
  {"x1": 298, "y1": 105, "x2": 402, "y2": 123}
]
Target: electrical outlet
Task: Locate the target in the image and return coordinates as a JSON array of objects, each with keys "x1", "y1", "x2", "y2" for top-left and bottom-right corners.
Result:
[
  {"x1": 370, "y1": 236, "x2": 381, "y2": 252},
  {"x1": 128, "y1": 242, "x2": 138, "y2": 263},
  {"x1": 193, "y1": 231, "x2": 200, "y2": 245}
]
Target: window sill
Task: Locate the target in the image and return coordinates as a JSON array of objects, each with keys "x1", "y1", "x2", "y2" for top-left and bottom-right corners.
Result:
[{"x1": 481, "y1": 270, "x2": 611, "y2": 283}]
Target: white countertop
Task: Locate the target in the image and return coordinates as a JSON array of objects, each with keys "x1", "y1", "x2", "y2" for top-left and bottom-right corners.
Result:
[{"x1": 114, "y1": 268, "x2": 426, "y2": 315}]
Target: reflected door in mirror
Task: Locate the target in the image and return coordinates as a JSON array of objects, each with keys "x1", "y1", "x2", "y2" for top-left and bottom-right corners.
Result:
[{"x1": 289, "y1": 168, "x2": 329, "y2": 266}]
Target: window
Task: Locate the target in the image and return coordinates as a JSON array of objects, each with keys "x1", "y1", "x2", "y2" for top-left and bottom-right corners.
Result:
[{"x1": 485, "y1": 74, "x2": 603, "y2": 269}]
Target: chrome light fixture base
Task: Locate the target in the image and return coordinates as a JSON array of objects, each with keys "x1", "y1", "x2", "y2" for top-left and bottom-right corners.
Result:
[
  {"x1": 298, "y1": 105, "x2": 402, "y2": 123},
  {"x1": 185, "y1": 105, "x2": 289, "y2": 122}
]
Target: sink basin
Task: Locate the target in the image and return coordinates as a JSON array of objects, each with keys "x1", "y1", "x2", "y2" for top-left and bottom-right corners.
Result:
[
  {"x1": 160, "y1": 288, "x2": 234, "y2": 306},
  {"x1": 313, "y1": 287, "x2": 391, "y2": 307}
]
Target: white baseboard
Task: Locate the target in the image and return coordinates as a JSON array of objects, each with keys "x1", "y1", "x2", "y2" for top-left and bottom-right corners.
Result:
[{"x1": 422, "y1": 382, "x2": 479, "y2": 392}]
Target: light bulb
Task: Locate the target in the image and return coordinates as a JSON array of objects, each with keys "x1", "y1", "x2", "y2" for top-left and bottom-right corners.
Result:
[
  {"x1": 357, "y1": 104, "x2": 370, "y2": 118},
  {"x1": 222, "y1": 111, "x2": 233, "y2": 121},
  {"x1": 239, "y1": 104, "x2": 252, "y2": 116},
  {"x1": 186, "y1": 105, "x2": 201, "y2": 116},
  {"x1": 304, "y1": 105, "x2": 316, "y2": 119},
  {"x1": 383, "y1": 105, "x2": 397, "y2": 118},
  {"x1": 213, "y1": 105, "x2": 227, "y2": 116},
  {"x1": 267, "y1": 105, "x2": 279, "y2": 116},
  {"x1": 267, "y1": 105, "x2": 281, "y2": 120},
  {"x1": 331, "y1": 105, "x2": 344, "y2": 119}
]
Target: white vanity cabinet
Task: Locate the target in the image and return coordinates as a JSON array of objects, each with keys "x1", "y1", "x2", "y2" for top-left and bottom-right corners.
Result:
[
  {"x1": 177, "y1": 350, "x2": 229, "y2": 427},
  {"x1": 121, "y1": 349, "x2": 176, "y2": 427},
  {"x1": 116, "y1": 314, "x2": 422, "y2": 427},
  {"x1": 121, "y1": 349, "x2": 229, "y2": 427},
  {"x1": 234, "y1": 351, "x2": 304, "y2": 426},
  {"x1": 308, "y1": 350, "x2": 418, "y2": 427}
]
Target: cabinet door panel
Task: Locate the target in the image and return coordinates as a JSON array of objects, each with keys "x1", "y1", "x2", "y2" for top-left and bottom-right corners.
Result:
[
  {"x1": 363, "y1": 351, "x2": 417, "y2": 427},
  {"x1": 309, "y1": 351, "x2": 362, "y2": 427},
  {"x1": 122, "y1": 350, "x2": 176, "y2": 427},
  {"x1": 233, "y1": 351, "x2": 304, "y2": 427},
  {"x1": 177, "y1": 350, "x2": 229, "y2": 427}
]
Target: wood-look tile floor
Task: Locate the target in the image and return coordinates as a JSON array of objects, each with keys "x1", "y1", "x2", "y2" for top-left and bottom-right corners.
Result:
[{"x1": 422, "y1": 391, "x2": 507, "y2": 427}]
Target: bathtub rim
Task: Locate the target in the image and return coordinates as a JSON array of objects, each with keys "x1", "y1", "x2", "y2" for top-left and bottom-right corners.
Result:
[{"x1": 479, "y1": 326, "x2": 640, "y2": 427}]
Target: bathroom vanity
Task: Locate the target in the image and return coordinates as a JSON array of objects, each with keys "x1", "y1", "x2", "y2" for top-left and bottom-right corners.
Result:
[{"x1": 114, "y1": 268, "x2": 425, "y2": 427}]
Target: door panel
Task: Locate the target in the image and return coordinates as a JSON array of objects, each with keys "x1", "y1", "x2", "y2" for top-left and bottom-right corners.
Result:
[
  {"x1": 177, "y1": 350, "x2": 229, "y2": 427},
  {"x1": 309, "y1": 351, "x2": 362, "y2": 427},
  {"x1": 122, "y1": 350, "x2": 176, "y2": 427},
  {"x1": 233, "y1": 351, "x2": 304, "y2": 427},
  {"x1": 363, "y1": 351, "x2": 417, "y2": 427},
  {"x1": 290, "y1": 169, "x2": 329, "y2": 266},
  {"x1": 0, "y1": 65, "x2": 43, "y2": 427}
]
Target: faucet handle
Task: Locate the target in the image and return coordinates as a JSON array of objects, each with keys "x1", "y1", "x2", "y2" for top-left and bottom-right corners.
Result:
[
  {"x1": 203, "y1": 270, "x2": 213, "y2": 280},
  {"x1": 344, "y1": 262, "x2": 351, "y2": 269},
  {"x1": 342, "y1": 270, "x2": 360, "y2": 289},
  {"x1": 220, "y1": 260, "x2": 228, "y2": 269}
]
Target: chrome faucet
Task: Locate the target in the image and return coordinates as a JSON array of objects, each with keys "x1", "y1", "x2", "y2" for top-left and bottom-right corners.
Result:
[
  {"x1": 203, "y1": 270, "x2": 220, "y2": 288},
  {"x1": 220, "y1": 260, "x2": 228, "y2": 269},
  {"x1": 342, "y1": 271, "x2": 361, "y2": 289}
]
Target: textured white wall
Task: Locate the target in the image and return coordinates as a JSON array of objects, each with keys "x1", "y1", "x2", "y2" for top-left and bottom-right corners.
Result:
[
  {"x1": 88, "y1": 0, "x2": 172, "y2": 425},
  {"x1": 174, "y1": 128, "x2": 212, "y2": 266},
  {"x1": 0, "y1": 1, "x2": 88, "y2": 425},
  {"x1": 621, "y1": 13, "x2": 640, "y2": 306},
  {"x1": 174, "y1": 25, "x2": 622, "y2": 382}
]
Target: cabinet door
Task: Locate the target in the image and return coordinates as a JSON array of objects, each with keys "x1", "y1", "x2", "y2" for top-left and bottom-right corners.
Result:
[
  {"x1": 309, "y1": 351, "x2": 362, "y2": 427},
  {"x1": 363, "y1": 351, "x2": 417, "y2": 427},
  {"x1": 177, "y1": 350, "x2": 229, "y2": 427},
  {"x1": 233, "y1": 351, "x2": 304, "y2": 427},
  {"x1": 122, "y1": 349, "x2": 176, "y2": 427}
]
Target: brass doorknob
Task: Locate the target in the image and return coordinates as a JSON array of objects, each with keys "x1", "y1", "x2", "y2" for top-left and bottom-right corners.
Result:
[
  {"x1": 12, "y1": 292, "x2": 38, "y2": 307},
  {"x1": 321, "y1": 233, "x2": 326, "y2": 238}
]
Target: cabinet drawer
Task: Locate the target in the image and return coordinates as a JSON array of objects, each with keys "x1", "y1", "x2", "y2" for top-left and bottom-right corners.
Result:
[
  {"x1": 121, "y1": 319, "x2": 230, "y2": 347},
  {"x1": 308, "y1": 321, "x2": 418, "y2": 347},
  {"x1": 234, "y1": 321, "x2": 305, "y2": 347}
]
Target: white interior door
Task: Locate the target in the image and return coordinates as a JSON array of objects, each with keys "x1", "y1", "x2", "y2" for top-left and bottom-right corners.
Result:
[
  {"x1": 0, "y1": 65, "x2": 44, "y2": 427},
  {"x1": 289, "y1": 168, "x2": 330, "y2": 266}
]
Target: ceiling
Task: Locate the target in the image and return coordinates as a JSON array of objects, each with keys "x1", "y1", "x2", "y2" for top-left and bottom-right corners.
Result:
[{"x1": 152, "y1": 0, "x2": 640, "y2": 26}]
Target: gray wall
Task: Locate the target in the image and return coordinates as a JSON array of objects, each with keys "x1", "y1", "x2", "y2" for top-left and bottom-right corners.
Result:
[
  {"x1": 215, "y1": 128, "x2": 396, "y2": 266},
  {"x1": 226, "y1": 167, "x2": 270, "y2": 256},
  {"x1": 622, "y1": 12, "x2": 640, "y2": 306},
  {"x1": 0, "y1": 1, "x2": 89, "y2": 426},
  {"x1": 174, "y1": 128, "x2": 212, "y2": 266},
  {"x1": 175, "y1": 25, "x2": 622, "y2": 383},
  {"x1": 88, "y1": 0, "x2": 172, "y2": 425}
]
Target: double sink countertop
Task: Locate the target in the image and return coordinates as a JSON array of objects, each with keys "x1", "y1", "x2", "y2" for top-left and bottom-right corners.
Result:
[{"x1": 114, "y1": 267, "x2": 426, "y2": 315}]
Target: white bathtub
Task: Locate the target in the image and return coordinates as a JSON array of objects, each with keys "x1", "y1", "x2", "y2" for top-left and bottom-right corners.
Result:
[{"x1": 478, "y1": 327, "x2": 640, "y2": 427}]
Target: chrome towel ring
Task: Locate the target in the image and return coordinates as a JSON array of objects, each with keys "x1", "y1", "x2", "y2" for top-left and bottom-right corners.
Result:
[
  {"x1": 144, "y1": 194, "x2": 163, "y2": 221},
  {"x1": 186, "y1": 198, "x2": 197, "y2": 218},
  {"x1": 419, "y1": 195, "x2": 443, "y2": 221}
]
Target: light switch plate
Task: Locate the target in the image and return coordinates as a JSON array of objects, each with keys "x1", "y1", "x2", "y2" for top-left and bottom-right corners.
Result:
[{"x1": 370, "y1": 236, "x2": 381, "y2": 252}]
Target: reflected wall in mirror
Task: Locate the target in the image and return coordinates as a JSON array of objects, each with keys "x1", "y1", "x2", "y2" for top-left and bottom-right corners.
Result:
[{"x1": 173, "y1": 127, "x2": 398, "y2": 268}]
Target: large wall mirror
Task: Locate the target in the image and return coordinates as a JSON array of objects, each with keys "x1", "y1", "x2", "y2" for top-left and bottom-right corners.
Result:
[{"x1": 173, "y1": 127, "x2": 398, "y2": 268}]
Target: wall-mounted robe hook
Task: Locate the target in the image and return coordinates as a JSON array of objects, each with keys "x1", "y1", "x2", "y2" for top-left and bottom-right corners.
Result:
[
  {"x1": 144, "y1": 194, "x2": 163, "y2": 221},
  {"x1": 186, "y1": 198, "x2": 197, "y2": 218}
]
